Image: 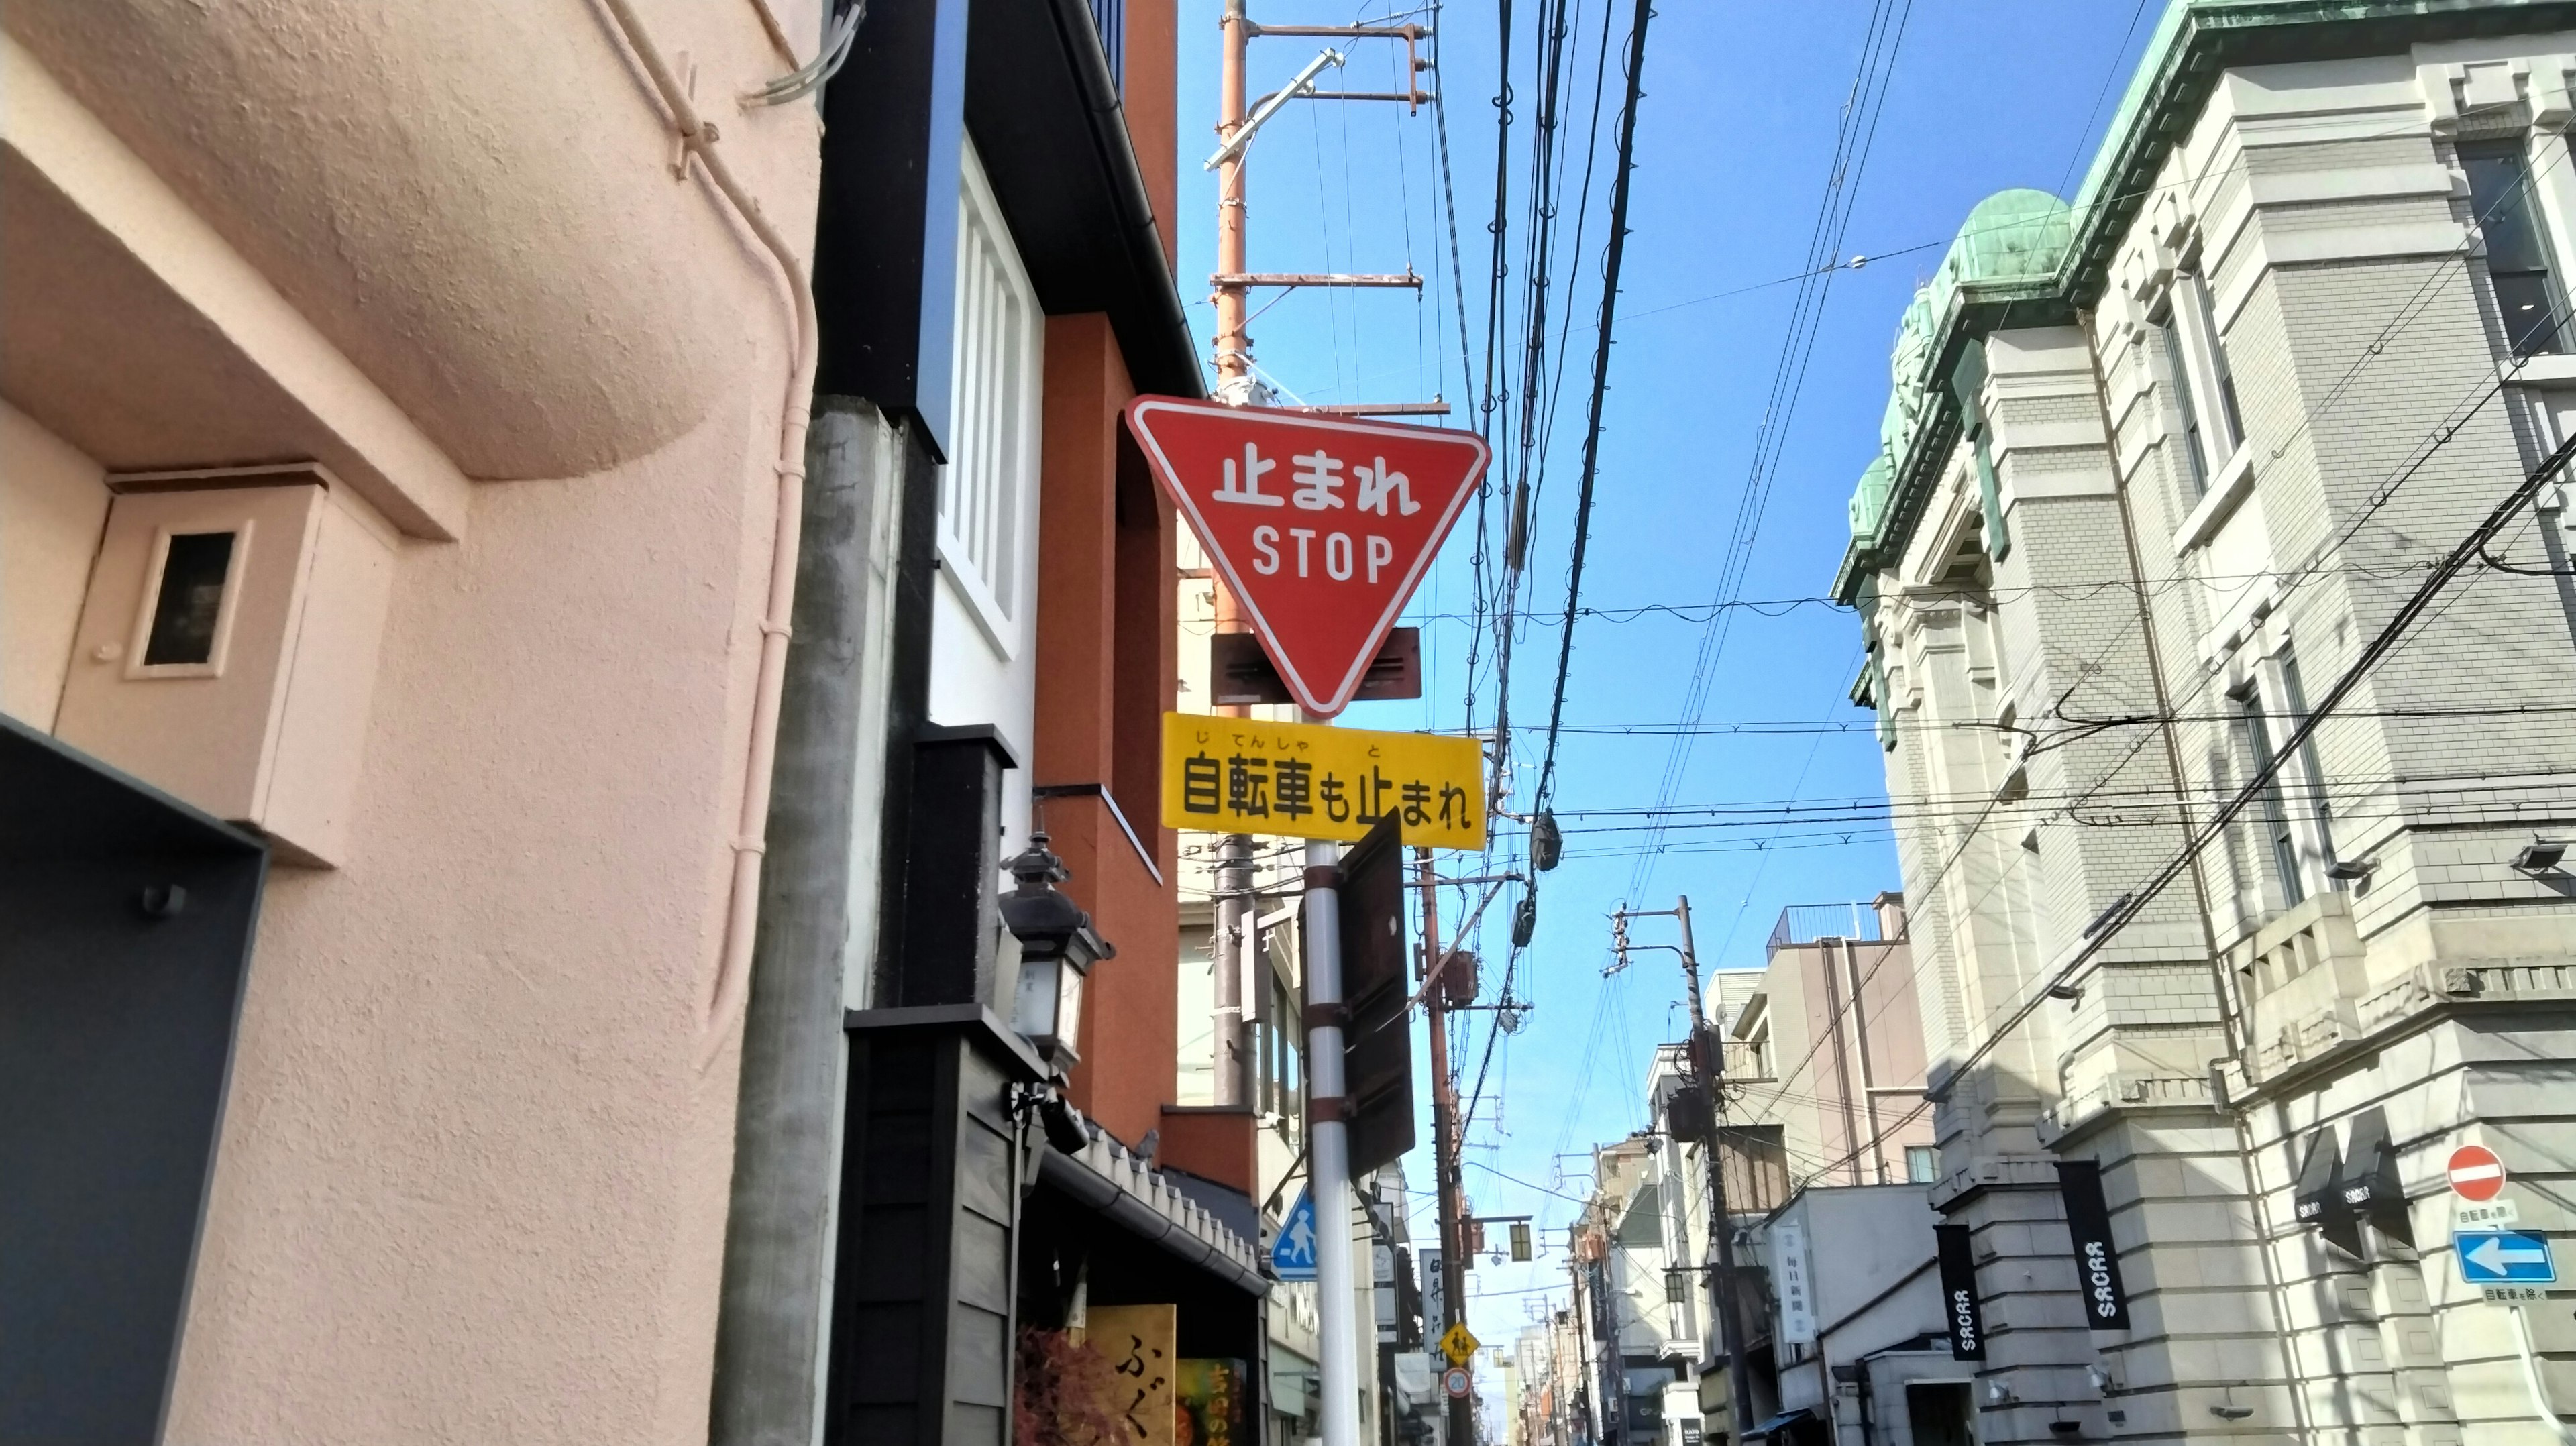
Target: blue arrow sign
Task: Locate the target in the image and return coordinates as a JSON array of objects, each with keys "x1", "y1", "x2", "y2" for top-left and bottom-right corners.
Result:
[
  {"x1": 2456, "y1": 1230, "x2": 2557, "y2": 1286},
  {"x1": 1273, "y1": 1188, "x2": 1320, "y2": 1282}
]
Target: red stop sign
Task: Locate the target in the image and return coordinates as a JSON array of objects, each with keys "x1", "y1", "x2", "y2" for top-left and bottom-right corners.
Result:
[
  {"x1": 2447, "y1": 1144, "x2": 2505, "y2": 1201},
  {"x1": 1126, "y1": 397, "x2": 1489, "y2": 716}
]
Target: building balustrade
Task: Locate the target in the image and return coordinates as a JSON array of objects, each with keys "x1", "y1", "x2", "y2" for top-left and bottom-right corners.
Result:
[{"x1": 2235, "y1": 892, "x2": 2370, "y2": 1076}]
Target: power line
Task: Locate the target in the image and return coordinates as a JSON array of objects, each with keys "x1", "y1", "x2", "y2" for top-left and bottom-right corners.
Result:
[
  {"x1": 1390, "y1": 557, "x2": 2449, "y2": 627},
  {"x1": 1934, "y1": 430, "x2": 2576, "y2": 1100},
  {"x1": 1459, "y1": 0, "x2": 1656, "y2": 1167},
  {"x1": 2053, "y1": 0, "x2": 2155, "y2": 201},
  {"x1": 1622, "y1": 0, "x2": 1915, "y2": 905},
  {"x1": 1748, "y1": 144, "x2": 2576, "y2": 1113},
  {"x1": 1481, "y1": 0, "x2": 1600, "y2": 818},
  {"x1": 1529, "y1": 0, "x2": 1654, "y2": 817}
]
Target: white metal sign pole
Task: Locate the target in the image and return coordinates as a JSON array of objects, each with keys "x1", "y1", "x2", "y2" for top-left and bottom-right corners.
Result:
[{"x1": 1303, "y1": 837, "x2": 1360, "y2": 1446}]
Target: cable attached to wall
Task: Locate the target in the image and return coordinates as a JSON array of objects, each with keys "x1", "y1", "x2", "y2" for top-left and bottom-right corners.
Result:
[{"x1": 589, "y1": 0, "x2": 822, "y2": 1070}]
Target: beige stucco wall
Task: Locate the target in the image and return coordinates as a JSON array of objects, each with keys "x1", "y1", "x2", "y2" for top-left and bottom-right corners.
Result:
[
  {"x1": 0, "y1": 397, "x2": 107, "y2": 728},
  {"x1": 168, "y1": 398, "x2": 786, "y2": 1441},
  {"x1": 3, "y1": 1, "x2": 824, "y2": 1439},
  {"x1": 5, "y1": 0, "x2": 821, "y2": 484}
]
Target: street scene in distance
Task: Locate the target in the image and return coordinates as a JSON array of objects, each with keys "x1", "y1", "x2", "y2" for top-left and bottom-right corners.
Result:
[{"x1": 5, "y1": 3, "x2": 2575, "y2": 1446}]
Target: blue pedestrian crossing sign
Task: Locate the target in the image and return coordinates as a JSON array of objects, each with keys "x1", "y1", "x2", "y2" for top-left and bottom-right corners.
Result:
[
  {"x1": 1273, "y1": 1188, "x2": 1320, "y2": 1282},
  {"x1": 2456, "y1": 1229, "x2": 2557, "y2": 1286}
]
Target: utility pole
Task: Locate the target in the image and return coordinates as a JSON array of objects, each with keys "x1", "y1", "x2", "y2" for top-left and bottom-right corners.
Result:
[
  {"x1": 1209, "y1": 573, "x2": 1252, "y2": 1109},
  {"x1": 1205, "y1": 2, "x2": 1432, "y2": 414},
  {"x1": 1214, "y1": 0, "x2": 1256, "y2": 402},
  {"x1": 1212, "y1": 824, "x2": 1252, "y2": 1107},
  {"x1": 1203, "y1": 14, "x2": 1455, "y2": 1441},
  {"x1": 1208, "y1": 0, "x2": 1257, "y2": 1106},
  {"x1": 1417, "y1": 846, "x2": 1474, "y2": 1446},
  {"x1": 1614, "y1": 898, "x2": 1754, "y2": 1445}
]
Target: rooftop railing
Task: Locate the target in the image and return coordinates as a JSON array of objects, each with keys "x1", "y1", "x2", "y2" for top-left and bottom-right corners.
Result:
[{"x1": 1766, "y1": 902, "x2": 1883, "y2": 954}]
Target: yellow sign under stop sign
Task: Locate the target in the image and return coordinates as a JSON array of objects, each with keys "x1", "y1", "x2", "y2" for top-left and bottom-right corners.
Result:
[{"x1": 1161, "y1": 712, "x2": 1485, "y2": 850}]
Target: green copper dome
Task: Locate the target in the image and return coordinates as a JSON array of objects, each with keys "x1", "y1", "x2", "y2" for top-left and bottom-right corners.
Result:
[
  {"x1": 1927, "y1": 188, "x2": 2074, "y2": 323},
  {"x1": 1849, "y1": 450, "x2": 1894, "y2": 538},
  {"x1": 1884, "y1": 286, "x2": 1936, "y2": 453},
  {"x1": 1856, "y1": 191, "x2": 2074, "y2": 545}
]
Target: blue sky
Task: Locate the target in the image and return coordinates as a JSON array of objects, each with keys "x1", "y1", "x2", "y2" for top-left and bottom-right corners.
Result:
[{"x1": 1167, "y1": 0, "x2": 2164, "y2": 1382}]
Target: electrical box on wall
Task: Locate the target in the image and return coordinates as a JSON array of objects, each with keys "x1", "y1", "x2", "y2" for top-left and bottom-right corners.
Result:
[{"x1": 54, "y1": 465, "x2": 396, "y2": 867}]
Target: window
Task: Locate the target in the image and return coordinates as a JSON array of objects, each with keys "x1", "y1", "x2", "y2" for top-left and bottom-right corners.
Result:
[
  {"x1": 140, "y1": 530, "x2": 240, "y2": 670},
  {"x1": 2235, "y1": 683, "x2": 2305, "y2": 907},
  {"x1": 1258, "y1": 948, "x2": 1303, "y2": 1143},
  {"x1": 2462, "y1": 139, "x2": 2569, "y2": 357},
  {"x1": 2158, "y1": 313, "x2": 2210, "y2": 496},
  {"x1": 2161, "y1": 267, "x2": 2243, "y2": 491},
  {"x1": 2279, "y1": 651, "x2": 2338, "y2": 882},
  {"x1": 1906, "y1": 1145, "x2": 1941, "y2": 1184},
  {"x1": 940, "y1": 142, "x2": 1042, "y2": 651}
]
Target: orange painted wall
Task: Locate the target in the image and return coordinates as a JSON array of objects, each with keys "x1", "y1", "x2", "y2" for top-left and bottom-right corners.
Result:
[
  {"x1": 1122, "y1": 0, "x2": 1179, "y2": 273},
  {"x1": 1035, "y1": 313, "x2": 1179, "y2": 1148},
  {"x1": 1157, "y1": 1105, "x2": 1256, "y2": 1196}
]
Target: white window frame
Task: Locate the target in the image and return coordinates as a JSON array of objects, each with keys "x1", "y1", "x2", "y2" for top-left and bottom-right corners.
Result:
[
  {"x1": 2464, "y1": 131, "x2": 2575, "y2": 360},
  {"x1": 125, "y1": 520, "x2": 253, "y2": 679},
  {"x1": 2229, "y1": 639, "x2": 2337, "y2": 912},
  {"x1": 2159, "y1": 264, "x2": 2244, "y2": 491},
  {"x1": 938, "y1": 141, "x2": 1044, "y2": 657}
]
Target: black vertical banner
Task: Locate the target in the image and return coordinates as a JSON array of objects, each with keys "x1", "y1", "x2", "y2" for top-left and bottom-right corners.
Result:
[
  {"x1": 1933, "y1": 1224, "x2": 1987, "y2": 1361},
  {"x1": 2056, "y1": 1160, "x2": 2133, "y2": 1331}
]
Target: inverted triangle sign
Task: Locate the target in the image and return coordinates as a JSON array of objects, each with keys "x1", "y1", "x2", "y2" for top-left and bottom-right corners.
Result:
[{"x1": 1126, "y1": 397, "x2": 1490, "y2": 716}]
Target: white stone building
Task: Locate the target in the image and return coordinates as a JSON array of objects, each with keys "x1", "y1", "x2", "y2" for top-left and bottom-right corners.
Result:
[{"x1": 1835, "y1": 3, "x2": 2576, "y2": 1443}]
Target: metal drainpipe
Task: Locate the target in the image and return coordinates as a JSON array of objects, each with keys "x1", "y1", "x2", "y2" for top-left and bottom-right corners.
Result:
[
  {"x1": 1838, "y1": 936, "x2": 1888, "y2": 1184},
  {"x1": 1818, "y1": 938, "x2": 1866, "y2": 1186},
  {"x1": 1851, "y1": 1357, "x2": 1874, "y2": 1446}
]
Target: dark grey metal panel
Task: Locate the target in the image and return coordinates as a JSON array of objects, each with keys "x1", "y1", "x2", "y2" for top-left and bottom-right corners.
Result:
[
  {"x1": 0, "y1": 714, "x2": 266, "y2": 1444},
  {"x1": 890, "y1": 728, "x2": 1016, "y2": 1009},
  {"x1": 827, "y1": 1021, "x2": 1037, "y2": 1446},
  {"x1": 812, "y1": 0, "x2": 969, "y2": 453},
  {"x1": 1338, "y1": 815, "x2": 1414, "y2": 1178}
]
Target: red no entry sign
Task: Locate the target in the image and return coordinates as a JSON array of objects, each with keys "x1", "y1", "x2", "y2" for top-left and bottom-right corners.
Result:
[
  {"x1": 1126, "y1": 398, "x2": 1489, "y2": 717},
  {"x1": 2447, "y1": 1144, "x2": 2506, "y2": 1201}
]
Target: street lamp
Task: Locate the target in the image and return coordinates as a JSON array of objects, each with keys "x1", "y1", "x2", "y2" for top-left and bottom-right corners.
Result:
[{"x1": 1000, "y1": 832, "x2": 1115, "y2": 1073}]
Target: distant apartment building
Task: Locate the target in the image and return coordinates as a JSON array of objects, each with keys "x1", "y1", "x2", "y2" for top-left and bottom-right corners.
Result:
[
  {"x1": 1721, "y1": 897, "x2": 1938, "y2": 1194},
  {"x1": 1566, "y1": 1135, "x2": 1707, "y2": 1446},
  {"x1": 1835, "y1": 3, "x2": 2576, "y2": 1443},
  {"x1": 1631, "y1": 899, "x2": 1937, "y2": 1445},
  {"x1": 1737, "y1": 1184, "x2": 1968, "y2": 1446}
]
